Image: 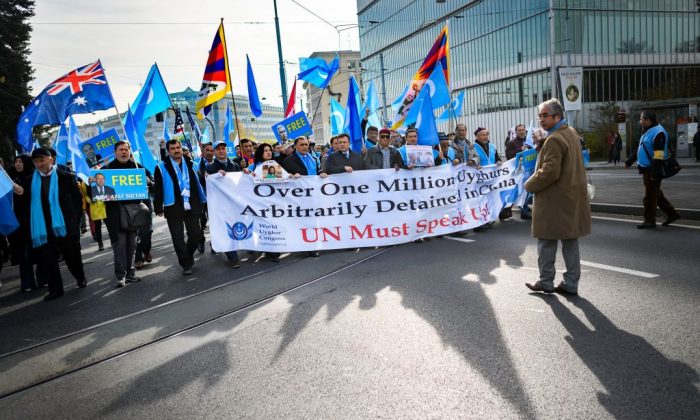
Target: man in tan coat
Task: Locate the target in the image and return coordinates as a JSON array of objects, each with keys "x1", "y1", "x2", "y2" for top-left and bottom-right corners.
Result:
[{"x1": 524, "y1": 98, "x2": 591, "y2": 295}]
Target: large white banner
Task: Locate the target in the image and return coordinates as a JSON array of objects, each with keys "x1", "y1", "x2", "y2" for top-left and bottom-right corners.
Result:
[
  {"x1": 207, "y1": 160, "x2": 527, "y2": 252},
  {"x1": 559, "y1": 67, "x2": 583, "y2": 111}
]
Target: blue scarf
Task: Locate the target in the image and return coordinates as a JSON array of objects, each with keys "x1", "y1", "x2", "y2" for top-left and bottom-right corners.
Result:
[
  {"x1": 548, "y1": 118, "x2": 568, "y2": 134},
  {"x1": 30, "y1": 167, "x2": 66, "y2": 247},
  {"x1": 171, "y1": 157, "x2": 191, "y2": 211},
  {"x1": 297, "y1": 151, "x2": 317, "y2": 175}
]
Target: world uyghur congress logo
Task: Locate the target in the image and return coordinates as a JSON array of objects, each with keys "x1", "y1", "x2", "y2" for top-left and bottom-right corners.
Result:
[{"x1": 226, "y1": 221, "x2": 254, "y2": 241}]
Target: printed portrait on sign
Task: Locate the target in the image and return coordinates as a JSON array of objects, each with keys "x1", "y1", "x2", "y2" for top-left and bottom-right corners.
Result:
[{"x1": 253, "y1": 160, "x2": 289, "y2": 183}]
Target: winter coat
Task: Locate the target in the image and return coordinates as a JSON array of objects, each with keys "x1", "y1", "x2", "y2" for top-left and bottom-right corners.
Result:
[{"x1": 524, "y1": 124, "x2": 591, "y2": 240}]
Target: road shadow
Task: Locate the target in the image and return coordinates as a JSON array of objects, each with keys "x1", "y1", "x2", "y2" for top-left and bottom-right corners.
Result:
[
  {"x1": 99, "y1": 338, "x2": 232, "y2": 417},
  {"x1": 537, "y1": 294, "x2": 700, "y2": 419},
  {"x1": 272, "y1": 231, "x2": 537, "y2": 418}
]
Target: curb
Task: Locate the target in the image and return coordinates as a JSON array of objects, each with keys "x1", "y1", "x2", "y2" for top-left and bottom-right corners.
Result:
[{"x1": 590, "y1": 203, "x2": 700, "y2": 221}]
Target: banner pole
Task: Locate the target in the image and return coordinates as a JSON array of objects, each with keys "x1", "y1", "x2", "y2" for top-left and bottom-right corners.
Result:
[{"x1": 219, "y1": 18, "x2": 241, "y2": 138}]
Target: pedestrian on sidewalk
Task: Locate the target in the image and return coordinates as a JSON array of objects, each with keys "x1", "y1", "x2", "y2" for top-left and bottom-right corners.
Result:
[
  {"x1": 624, "y1": 110, "x2": 681, "y2": 229},
  {"x1": 612, "y1": 132, "x2": 622, "y2": 165},
  {"x1": 525, "y1": 98, "x2": 591, "y2": 296},
  {"x1": 694, "y1": 129, "x2": 700, "y2": 162}
]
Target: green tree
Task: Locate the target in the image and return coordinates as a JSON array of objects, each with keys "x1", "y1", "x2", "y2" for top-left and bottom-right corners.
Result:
[
  {"x1": 585, "y1": 102, "x2": 618, "y2": 160},
  {"x1": 0, "y1": 0, "x2": 35, "y2": 160}
]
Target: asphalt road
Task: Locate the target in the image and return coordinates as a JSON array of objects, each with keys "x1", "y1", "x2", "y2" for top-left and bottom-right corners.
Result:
[{"x1": 1, "y1": 214, "x2": 698, "y2": 419}]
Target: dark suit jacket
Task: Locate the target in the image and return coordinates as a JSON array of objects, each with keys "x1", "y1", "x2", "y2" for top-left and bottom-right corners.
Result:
[
  {"x1": 154, "y1": 156, "x2": 204, "y2": 218},
  {"x1": 91, "y1": 184, "x2": 116, "y2": 198},
  {"x1": 364, "y1": 146, "x2": 403, "y2": 170},
  {"x1": 283, "y1": 153, "x2": 319, "y2": 176},
  {"x1": 324, "y1": 150, "x2": 366, "y2": 174},
  {"x1": 17, "y1": 168, "x2": 83, "y2": 241}
]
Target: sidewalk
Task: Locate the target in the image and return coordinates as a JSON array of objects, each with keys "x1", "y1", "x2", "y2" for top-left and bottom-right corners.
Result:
[
  {"x1": 586, "y1": 157, "x2": 700, "y2": 221},
  {"x1": 586, "y1": 156, "x2": 700, "y2": 171}
]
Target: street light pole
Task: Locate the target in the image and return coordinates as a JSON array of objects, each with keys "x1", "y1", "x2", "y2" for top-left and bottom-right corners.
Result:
[{"x1": 273, "y1": 0, "x2": 288, "y2": 111}]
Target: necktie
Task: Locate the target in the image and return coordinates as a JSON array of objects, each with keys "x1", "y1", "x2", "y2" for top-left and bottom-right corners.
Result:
[
  {"x1": 100, "y1": 187, "x2": 104, "y2": 195},
  {"x1": 345, "y1": 152, "x2": 349, "y2": 159}
]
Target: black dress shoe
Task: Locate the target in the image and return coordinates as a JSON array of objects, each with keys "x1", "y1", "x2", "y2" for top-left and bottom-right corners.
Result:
[
  {"x1": 525, "y1": 282, "x2": 554, "y2": 293},
  {"x1": 662, "y1": 214, "x2": 680, "y2": 226},
  {"x1": 554, "y1": 284, "x2": 578, "y2": 295},
  {"x1": 44, "y1": 292, "x2": 64, "y2": 301},
  {"x1": 636, "y1": 223, "x2": 656, "y2": 229},
  {"x1": 77, "y1": 279, "x2": 87, "y2": 288}
]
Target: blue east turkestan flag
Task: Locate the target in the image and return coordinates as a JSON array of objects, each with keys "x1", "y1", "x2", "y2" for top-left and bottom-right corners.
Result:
[
  {"x1": 222, "y1": 104, "x2": 237, "y2": 158},
  {"x1": 361, "y1": 80, "x2": 383, "y2": 131},
  {"x1": 246, "y1": 55, "x2": 263, "y2": 118},
  {"x1": 67, "y1": 116, "x2": 91, "y2": 180},
  {"x1": 436, "y1": 90, "x2": 465, "y2": 122},
  {"x1": 125, "y1": 106, "x2": 157, "y2": 173},
  {"x1": 132, "y1": 63, "x2": 171, "y2": 125},
  {"x1": 53, "y1": 122, "x2": 69, "y2": 166},
  {"x1": 330, "y1": 97, "x2": 346, "y2": 136},
  {"x1": 0, "y1": 168, "x2": 19, "y2": 236},
  {"x1": 162, "y1": 118, "x2": 171, "y2": 141},
  {"x1": 426, "y1": 61, "x2": 451, "y2": 109},
  {"x1": 405, "y1": 88, "x2": 439, "y2": 146},
  {"x1": 298, "y1": 54, "x2": 339, "y2": 89},
  {"x1": 16, "y1": 60, "x2": 116, "y2": 152},
  {"x1": 344, "y1": 75, "x2": 364, "y2": 152}
]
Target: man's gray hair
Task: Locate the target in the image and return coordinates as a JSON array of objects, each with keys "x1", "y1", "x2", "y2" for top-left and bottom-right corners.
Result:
[{"x1": 538, "y1": 98, "x2": 564, "y2": 117}]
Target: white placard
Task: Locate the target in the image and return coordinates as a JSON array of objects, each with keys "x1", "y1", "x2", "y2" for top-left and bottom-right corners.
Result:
[{"x1": 559, "y1": 67, "x2": 583, "y2": 111}]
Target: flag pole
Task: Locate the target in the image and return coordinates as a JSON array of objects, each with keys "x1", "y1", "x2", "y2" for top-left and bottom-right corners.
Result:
[{"x1": 219, "y1": 18, "x2": 241, "y2": 138}]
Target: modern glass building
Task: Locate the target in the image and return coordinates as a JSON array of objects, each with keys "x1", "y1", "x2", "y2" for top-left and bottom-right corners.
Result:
[{"x1": 358, "y1": 0, "x2": 700, "y2": 156}]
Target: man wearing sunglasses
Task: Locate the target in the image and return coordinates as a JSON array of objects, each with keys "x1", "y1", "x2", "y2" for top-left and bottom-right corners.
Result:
[{"x1": 364, "y1": 128, "x2": 403, "y2": 170}]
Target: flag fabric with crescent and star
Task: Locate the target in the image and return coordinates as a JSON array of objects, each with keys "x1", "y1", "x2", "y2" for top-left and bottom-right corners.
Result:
[
  {"x1": 16, "y1": 60, "x2": 115, "y2": 152},
  {"x1": 391, "y1": 27, "x2": 449, "y2": 130},
  {"x1": 196, "y1": 23, "x2": 231, "y2": 119}
]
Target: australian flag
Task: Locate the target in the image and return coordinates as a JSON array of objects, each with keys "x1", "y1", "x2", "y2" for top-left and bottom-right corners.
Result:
[{"x1": 16, "y1": 60, "x2": 115, "y2": 152}]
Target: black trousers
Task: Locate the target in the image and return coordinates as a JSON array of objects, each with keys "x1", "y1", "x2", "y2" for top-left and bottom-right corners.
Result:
[
  {"x1": 36, "y1": 235, "x2": 85, "y2": 295},
  {"x1": 199, "y1": 204, "x2": 208, "y2": 246},
  {"x1": 94, "y1": 219, "x2": 104, "y2": 244},
  {"x1": 166, "y1": 211, "x2": 202, "y2": 268},
  {"x1": 642, "y1": 172, "x2": 677, "y2": 223}
]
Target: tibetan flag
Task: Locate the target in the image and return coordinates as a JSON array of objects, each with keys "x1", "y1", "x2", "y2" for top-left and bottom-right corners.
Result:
[
  {"x1": 391, "y1": 26, "x2": 449, "y2": 129},
  {"x1": 196, "y1": 23, "x2": 230, "y2": 119}
]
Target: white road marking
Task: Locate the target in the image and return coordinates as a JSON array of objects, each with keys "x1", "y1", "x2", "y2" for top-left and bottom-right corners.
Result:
[
  {"x1": 444, "y1": 236, "x2": 475, "y2": 243},
  {"x1": 592, "y1": 215, "x2": 700, "y2": 230},
  {"x1": 580, "y1": 260, "x2": 658, "y2": 278}
]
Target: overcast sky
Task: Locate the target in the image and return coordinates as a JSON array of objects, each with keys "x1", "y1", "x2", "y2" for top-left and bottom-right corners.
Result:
[{"x1": 28, "y1": 0, "x2": 360, "y2": 121}]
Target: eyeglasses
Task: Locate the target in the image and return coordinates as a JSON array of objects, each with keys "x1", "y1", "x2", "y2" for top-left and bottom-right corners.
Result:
[{"x1": 379, "y1": 134, "x2": 390, "y2": 138}]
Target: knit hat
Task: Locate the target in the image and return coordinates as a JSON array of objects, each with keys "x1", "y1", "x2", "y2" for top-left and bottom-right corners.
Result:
[{"x1": 474, "y1": 127, "x2": 487, "y2": 136}]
